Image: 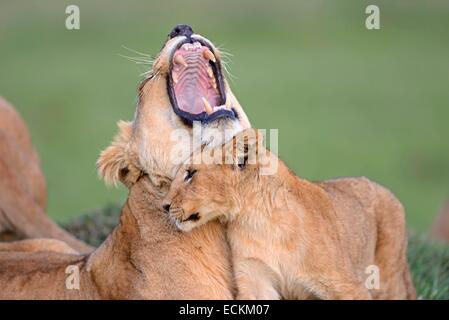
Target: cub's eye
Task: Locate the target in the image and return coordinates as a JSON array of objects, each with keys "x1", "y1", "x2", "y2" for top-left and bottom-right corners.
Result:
[{"x1": 184, "y1": 169, "x2": 197, "y2": 182}]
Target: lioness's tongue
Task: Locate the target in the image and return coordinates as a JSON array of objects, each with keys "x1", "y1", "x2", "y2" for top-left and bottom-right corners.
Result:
[{"x1": 172, "y1": 43, "x2": 220, "y2": 115}]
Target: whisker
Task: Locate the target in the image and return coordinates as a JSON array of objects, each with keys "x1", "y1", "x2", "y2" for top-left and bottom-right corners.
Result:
[
  {"x1": 121, "y1": 45, "x2": 152, "y2": 57},
  {"x1": 140, "y1": 70, "x2": 153, "y2": 77},
  {"x1": 169, "y1": 208, "x2": 183, "y2": 214},
  {"x1": 216, "y1": 44, "x2": 237, "y2": 81},
  {"x1": 118, "y1": 54, "x2": 153, "y2": 64},
  {"x1": 216, "y1": 44, "x2": 234, "y2": 58},
  {"x1": 221, "y1": 59, "x2": 237, "y2": 80},
  {"x1": 118, "y1": 52, "x2": 155, "y2": 81}
]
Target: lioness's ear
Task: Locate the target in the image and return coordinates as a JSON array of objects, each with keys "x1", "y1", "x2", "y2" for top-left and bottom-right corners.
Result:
[
  {"x1": 223, "y1": 128, "x2": 263, "y2": 168},
  {"x1": 97, "y1": 121, "x2": 141, "y2": 187}
]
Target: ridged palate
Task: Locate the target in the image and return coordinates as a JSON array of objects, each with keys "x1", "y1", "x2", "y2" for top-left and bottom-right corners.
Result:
[{"x1": 171, "y1": 42, "x2": 230, "y2": 115}]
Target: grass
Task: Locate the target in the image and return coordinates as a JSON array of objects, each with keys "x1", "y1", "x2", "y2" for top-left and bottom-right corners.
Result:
[
  {"x1": 64, "y1": 206, "x2": 449, "y2": 300},
  {"x1": 0, "y1": 1, "x2": 448, "y2": 231},
  {"x1": 408, "y1": 234, "x2": 449, "y2": 299}
]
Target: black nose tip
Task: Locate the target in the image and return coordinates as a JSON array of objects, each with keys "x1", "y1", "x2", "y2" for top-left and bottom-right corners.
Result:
[
  {"x1": 163, "y1": 203, "x2": 171, "y2": 212},
  {"x1": 169, "y1": 24, "x2": 194, "y2": 39}
]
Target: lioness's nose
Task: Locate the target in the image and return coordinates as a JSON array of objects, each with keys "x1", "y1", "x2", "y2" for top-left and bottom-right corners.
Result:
[
  {"x1": 169, "y1": 24, "x2": 194, "y2": 39},
  {"x1": 162, "y1": 203, "x2": 171, "y2": 213}
]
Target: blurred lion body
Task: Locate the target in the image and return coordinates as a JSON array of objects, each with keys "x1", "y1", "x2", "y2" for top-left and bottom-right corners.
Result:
[
  {"x1": 0, "y1": 97, "x2": 93, "y2": 253},
  {"x1": 164, "y1": 130, "x2": 416, "y2": 300},
  {"x1": 0, "y1": 238, "x2": 79, "y2": 254}
]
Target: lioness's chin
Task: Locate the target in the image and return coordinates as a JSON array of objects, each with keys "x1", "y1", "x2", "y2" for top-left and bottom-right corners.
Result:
[{"x1": 200, "y1": 117, "x2": 244, "y2": 147}]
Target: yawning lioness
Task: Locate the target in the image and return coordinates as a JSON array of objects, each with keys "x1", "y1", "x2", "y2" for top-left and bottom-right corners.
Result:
[
  {"x1": 0, "y1": 25, "x2": 250, "y2": 299},
  {"x1": 97, "y1": 24, "x2": 250, "y2": 188}
]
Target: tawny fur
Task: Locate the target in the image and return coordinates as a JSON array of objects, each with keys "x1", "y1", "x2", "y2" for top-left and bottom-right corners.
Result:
[
  {"x1": 164, "y1": 129, "x2": 417, "y2": 300},
  {"x1": 0, "y1": 176, "x2": 234, "y2": 299},
  {"x1": 0, "y1": 31, "x2": 250, "y2": 299},
  {"x1": 0, "y1": 97, "x2": 93, "y2": 254},
  {"x1": 0, "y1": 239, "x2": 79, "y2": 255}
]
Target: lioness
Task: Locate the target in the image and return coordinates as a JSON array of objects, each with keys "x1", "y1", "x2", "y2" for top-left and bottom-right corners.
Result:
[
  {"x1": 0, "y1": 97, "x2": 93, "y2": 253},
  {"x1": 163, "y1": 129, "x2": 417, "y2": 300},
  {"x1": 0, "y1": 25, "x2": 250, "y2": 299},
  {"x1": 0, "y1": 175, "x2": 233, "y2": 299},
  {"x1": 97, "y1": 25, "x2": 250, "y2": 189}
]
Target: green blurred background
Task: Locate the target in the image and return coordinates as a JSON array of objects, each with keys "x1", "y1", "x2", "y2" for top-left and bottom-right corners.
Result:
[{"x1": 0, "y1": 0, "x2": 448, "y2": 231}]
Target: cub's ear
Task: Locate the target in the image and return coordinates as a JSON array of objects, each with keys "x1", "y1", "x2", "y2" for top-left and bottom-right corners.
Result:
[
  {"x1": 97, "y1": 121, "x2": 141, "y2": 187},
  {"x1": 223, "y1": 128, "x2": 263, "y2": 168}
]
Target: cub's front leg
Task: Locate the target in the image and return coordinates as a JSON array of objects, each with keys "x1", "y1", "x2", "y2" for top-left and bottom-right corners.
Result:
[{"x1": 234, "y1": 257, "x2": 281, "y2": 300}]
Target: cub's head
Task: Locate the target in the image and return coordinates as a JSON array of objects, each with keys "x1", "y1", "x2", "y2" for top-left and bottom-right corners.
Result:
[
  {"x1": 162, "y1": 129, "x2": 263, "y2": 232},
  {"x1": 97, "y1": 25, "x2": 250, "y2": 189}
]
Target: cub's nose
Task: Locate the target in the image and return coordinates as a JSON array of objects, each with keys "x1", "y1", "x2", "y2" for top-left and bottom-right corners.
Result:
[
  {"x1": 169, "y1": 24, "x2": 194, "y2": 39},
  {"x1": 162, "y1": 203, "x2": 171, "y2": 213}
]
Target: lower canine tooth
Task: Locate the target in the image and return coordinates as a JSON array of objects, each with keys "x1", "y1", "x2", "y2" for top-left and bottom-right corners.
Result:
[
  {"x1": 225, "y1": 99, "x2": 231, "y2": 109},
  {"x1": 174, "y1": 54, "x2": 188, "y2": 67},
  {"x1": 207, "y1": 67, "x2": 213, "y2": 78},
  {"x1": 202, "y1": 97, "x2": 213, "y2": 114},
  {"x1": 203, "y1": 49, "x2": 216, "y2": 63}
]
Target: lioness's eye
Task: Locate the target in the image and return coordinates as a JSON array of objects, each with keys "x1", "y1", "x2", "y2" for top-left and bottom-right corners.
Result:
[{"x1": 184, "y1": 169, "x2": 197, "y2": 182}]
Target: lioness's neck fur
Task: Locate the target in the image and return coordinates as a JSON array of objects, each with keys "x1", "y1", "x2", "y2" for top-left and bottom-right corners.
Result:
[{"x1": 0, "y1": 176, "x2": 233, "y2": 299}]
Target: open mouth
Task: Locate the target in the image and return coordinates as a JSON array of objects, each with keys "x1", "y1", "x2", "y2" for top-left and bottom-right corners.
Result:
[{"x1": 167, "y1": 39, "x2": 236, "y2": 124}]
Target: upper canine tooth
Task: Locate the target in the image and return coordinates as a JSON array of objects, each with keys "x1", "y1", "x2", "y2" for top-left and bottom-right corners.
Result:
[
  {"x1": 203, "y1": 49, "x2": 216, "y2": 63},
  {"x1": 174, "y1": 54, "x2": 188, "y2": 67},
  {"x1": 202, "y1": 97, "x2": 214, "y2": 114}
]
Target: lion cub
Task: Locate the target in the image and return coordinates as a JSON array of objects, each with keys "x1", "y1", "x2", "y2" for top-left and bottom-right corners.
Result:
[{"x1": 163, "y1": 129, "x2": 416, "y2": 300}]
